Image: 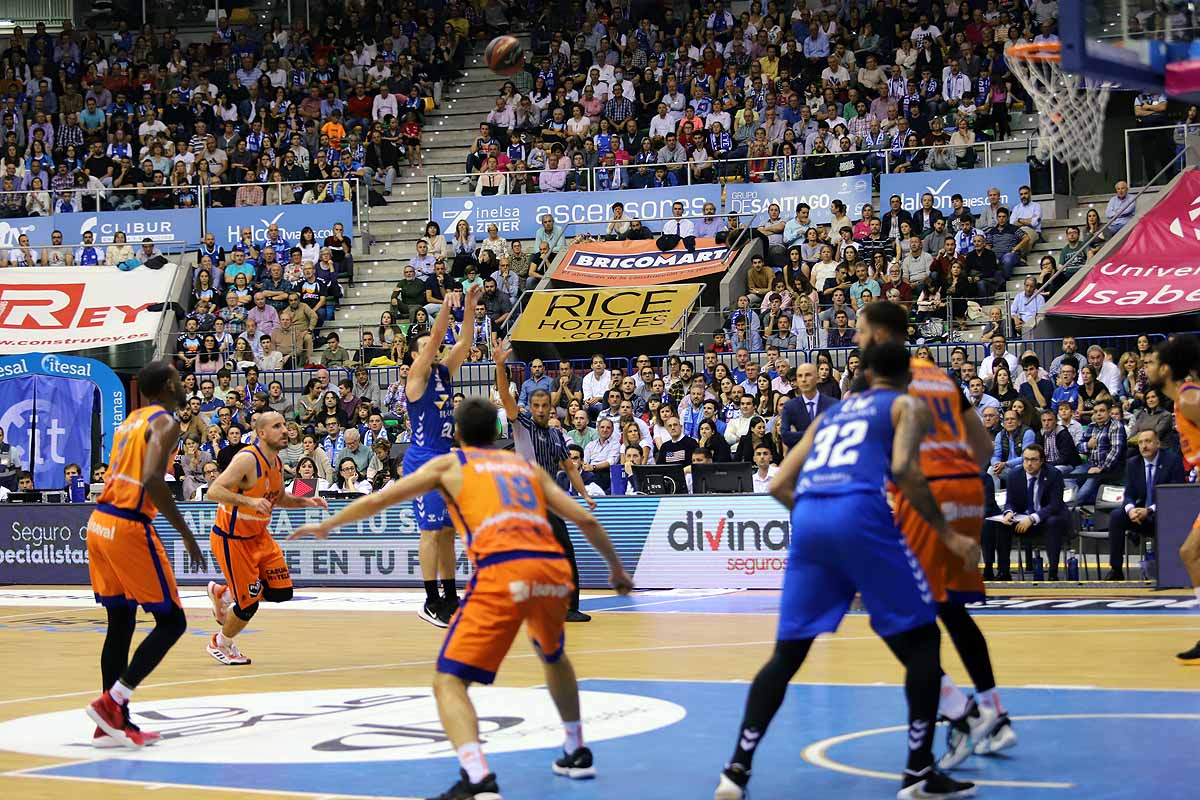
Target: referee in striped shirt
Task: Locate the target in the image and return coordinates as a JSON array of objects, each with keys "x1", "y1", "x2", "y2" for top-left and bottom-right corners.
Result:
[{"x1": 495, "y1": 345, "x2": 594, "y2": 622}]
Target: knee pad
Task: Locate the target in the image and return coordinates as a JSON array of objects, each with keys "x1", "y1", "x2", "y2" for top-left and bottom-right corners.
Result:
[
  {"x1": 263, "y1": 586, "x2": 293, "y2": 603},
  {"x1": 232, "y1": 602, "x2": 259, "y2": 621}
]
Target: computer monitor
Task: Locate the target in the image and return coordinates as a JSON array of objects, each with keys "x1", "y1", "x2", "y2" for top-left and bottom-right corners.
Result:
[
  {"x1": 692, "y1": 462, "x2": 755, "y2": 494},
  {"x1": 631, "y1": 464, "x2": 688, "y2": 495},
  {"x1": 5, "y1": 491, "x2": 43, "y2": 503}
]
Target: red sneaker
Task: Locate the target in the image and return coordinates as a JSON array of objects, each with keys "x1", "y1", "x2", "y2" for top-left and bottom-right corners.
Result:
[
  {"x1": 207, "y1": 581, "x2": 230, "y2": 626},
  {"x1": 86, "y1": 693, "x2": 143, "y2": 749}
]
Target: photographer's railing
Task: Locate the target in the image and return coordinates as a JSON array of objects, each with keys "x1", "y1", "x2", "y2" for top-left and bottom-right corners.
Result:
[{"x1": 0, "y1": 238, "x2": 190, "y2": 267}]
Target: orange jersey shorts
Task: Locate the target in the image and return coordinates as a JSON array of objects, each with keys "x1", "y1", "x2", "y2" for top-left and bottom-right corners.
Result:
[
  {"x1": 437, "y1": 553, "x2": 574, "y2": 684},
  {"x1": 87, "y1": 508, "x2": 181, "y2": 613},
  {"x1": 894, "y1": 475, "x2": 986, "y2": 604},
  {"x1": 210, "y1": 529, "x2": 292, "y2": 610}
]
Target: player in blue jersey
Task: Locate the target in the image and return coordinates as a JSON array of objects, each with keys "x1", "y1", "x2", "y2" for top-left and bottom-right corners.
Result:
[
  {"x1": 404, "y1": 283, "x2": 482, "y2": 627},
  {"x1": 715, "y1": 342, "x2": 981, "y2": 800}
]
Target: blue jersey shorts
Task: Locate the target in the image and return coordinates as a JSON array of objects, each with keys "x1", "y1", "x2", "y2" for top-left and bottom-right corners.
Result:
[
  {"x1": 402, "y1": 447, "x2": 452, "y2": 532},
  {"x1": 779, "y1": 491, "x2": 936, "y2": 641}
]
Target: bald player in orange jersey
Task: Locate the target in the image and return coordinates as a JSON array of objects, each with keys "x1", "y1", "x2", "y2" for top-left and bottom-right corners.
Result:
[
  {"x1": 1143, "y1": 335, "x2": 1200, "y2": 665},
  {"x1": 854, "y1": 302, "x2": 1017, "y2": 768},
  {"x1": 85, "y1": 361, "x2": 205, "y2": 749},
  {"x1": 292, "y1": 396, "x2": 633, "y2": 800},
  {"x1": 204, "y1": 411, "x2": 327, "y2": 665}
]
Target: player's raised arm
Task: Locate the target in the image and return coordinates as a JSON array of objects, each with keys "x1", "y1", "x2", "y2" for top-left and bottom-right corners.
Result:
[
  {"x1": 407, "y1": 291, "x2": 463, "y2": 401},
  {"x1": 493, "y1": 341, "x2": 519, "y2": 420},
  {"x1": 442, "y1": 284, "x2": 483, "y2": 373},
  {"x1": 289, "y1": 454, "x2": 454, "y2": 539},
  {"x1": 142, "y1": 412, "x2": 203, "y2": 565},
  {"x1": 537, "y1": 469, "x2": 632, "y2": 594},
  {"x1": 769, "y1": 415, "x2": 819, "y2": 509}
]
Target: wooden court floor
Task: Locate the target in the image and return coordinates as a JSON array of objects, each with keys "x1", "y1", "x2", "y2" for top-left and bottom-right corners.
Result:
[{"x1": 0, "y1": 586, "x2": 1197, "y2": 800}]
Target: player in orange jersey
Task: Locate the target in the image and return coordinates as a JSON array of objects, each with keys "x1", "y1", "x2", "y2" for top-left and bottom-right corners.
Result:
[
  {"x1": 855, "y1": 302, "x2": 1017, "y2": 766},
  {"x1": 1143, "y1": 334, "x2": 1200, "y2": 664},
  {"x1": 85, "y1": 361, "x2": 205, "y2": 749},
  {"x1": 292, "y1": 397, "x2": 632, "y2": 800},
  {"x1": 203, "y1": 411, "x2": 327, "y2": 665}
]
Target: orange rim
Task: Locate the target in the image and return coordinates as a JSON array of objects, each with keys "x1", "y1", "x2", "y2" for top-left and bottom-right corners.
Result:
[{"x1": 1005, "y1": 42, "x2": 1062, "y2": 62}]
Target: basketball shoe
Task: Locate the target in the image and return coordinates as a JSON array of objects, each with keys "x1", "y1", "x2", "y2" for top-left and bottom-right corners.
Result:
[
  {"x1": 973, "y1": 713, "x2": 1018, "y2": 755},
  {"x1": 939, "y1": 698, "x2": 998, "y2": 769},
  {"x1": 898, "y1": 767, "x2": 976, "y2": 798},
  {"x1": 714, "y1": 764, "x2": 750, "y2": 800},
  {"x1": 419, "y1": 598, "x2": 449, "y2": 629},
  {"x1": 206, "y1": 633, "x2": 251, "y2": 665},
  {"x1": 94, "y1": 705, "x2": 161, "y2": 748},
  {"x1": 427, "y1": 768, "x2": 502, "y2": 800},
  {"x1": 86, "y1": 692, "x2": 144, "y2": 749},
  {"x1": 207, "y1": 581, "x2": 231, "y2": 625},
  {"x1": 1178, "y1": 640, "x2": 1200, "y2": 664},
  {"x1": 552, "y1": 746, "x2": 596, "y2": 779}
]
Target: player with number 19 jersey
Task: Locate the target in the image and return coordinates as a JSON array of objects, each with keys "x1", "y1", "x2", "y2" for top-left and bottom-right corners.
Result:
[
  {"x1": 781, "y1": 389, "x2": 936, "y2": 642},
  {"x1": 403, "y1": 363, "x2": 456, "y2": 530},
  {"x1": 894, "y1": 357, "x2": 986, "y2": 603}
]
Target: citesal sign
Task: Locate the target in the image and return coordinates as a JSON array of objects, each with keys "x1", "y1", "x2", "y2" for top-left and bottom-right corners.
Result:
[
  {"x1": 0, "y1": 265, "x2": 177, "y2": 353},
  {"x1": 510, "y1": 284, "x2": 703, "y2": 342},
  {"x1": 554, "y1": 238, "x2": 731, "y2": 286},
  {"x1": 0, "y1": 687, "x2": 686, "y2": 763}
]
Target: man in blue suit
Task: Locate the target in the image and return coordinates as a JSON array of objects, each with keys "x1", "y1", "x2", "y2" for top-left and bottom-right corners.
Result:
[
  {"x1": 778, "y1": 363, "x2": 835, "y2": 448},
  {"x1": 1003, "y1": 443, "x2": 1070, "y2": 580},
  {"x1": 1106, "y1": 430, "x2": 1186, "y2": 580}
]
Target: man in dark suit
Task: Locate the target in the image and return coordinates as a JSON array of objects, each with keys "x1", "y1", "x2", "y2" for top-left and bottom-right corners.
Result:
[
  {"x1": 1002, "y1": 443, "x2": 1070, "y2": 580},
  {"x1": 1106, "y1": 430, "x2": 1186, "y2": 580},
  {"x1": 779, "y1": 362, "x2": 835, "y2": 447}
]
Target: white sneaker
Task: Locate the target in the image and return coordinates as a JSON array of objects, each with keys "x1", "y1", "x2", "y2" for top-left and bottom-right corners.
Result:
[
  {"x1": 206, "y1": 633, "x2": 251, "y2": 665},
  {"x1": 207, "y1": 582, "x2": 229, "y2": 626},
  {"x1": 973, "y1": 714, "x2": 1017, "y2": 755},
  {"x1": 939, "y1": 701, "x2": 997, "y2": 770},
  {"x1": 713, "y1": 768, "x2": 748, "y2": 800}
]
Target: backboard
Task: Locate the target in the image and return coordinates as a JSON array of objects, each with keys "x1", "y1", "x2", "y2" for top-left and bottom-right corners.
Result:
[{"x1": 1059, "y1": 0, "x2": 1192, "y2": 93}]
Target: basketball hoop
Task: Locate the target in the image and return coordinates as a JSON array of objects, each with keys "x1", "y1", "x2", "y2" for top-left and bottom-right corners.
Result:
[{"x1": 1006, "y1": 42, "x2": 1112, "y2": 174}]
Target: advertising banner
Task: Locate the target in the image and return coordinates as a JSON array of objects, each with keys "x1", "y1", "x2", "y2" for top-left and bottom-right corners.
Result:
[
  {"x1": 725, "y1": 176, "x2": 873, "y2": 225},
  {"x1": 430, "y1": 185, "x2": 724, "y2": 244},
  {"x1": 1049, "y1": 169, "x2": 1200, "y2": 317},
  {"x1": 554, "y1": 238, "x2": 731, "y2": 286},
  {"x1": 0, "y1": 373, "x2": 96, "y2": 490},
  {"x1": 510, "y1": 284, "x2": 702, "y2": 342},
  {"x1": 881, "y1": 163, "x2": 1030, "y2": 216},
  {"x1": 0, "y1": 354, "x2": 126, "y2": 458},
  {"x1": 0, "y1": 495, "x2": 792, "y2": 589},
  {"x1": 0, "y1": 265, "x2": 177, "y2": 353},
  {"x1": 0, "y1": 209, "x2": 202, "y2": 248},
  {"x1": 206, "y1": 203, "x2": 355, "y2": 251}
]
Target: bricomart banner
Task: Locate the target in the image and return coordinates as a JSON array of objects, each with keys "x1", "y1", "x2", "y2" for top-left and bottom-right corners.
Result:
[
  {"x1": 510, "y1": 284, "x2": 702, "y2": 342},
  {"x1": 0, "y1": 496, "x2": 792, "y2": 589},
  {"x1": 555, "y1": 238, "x2": 731, "y2": 286}
]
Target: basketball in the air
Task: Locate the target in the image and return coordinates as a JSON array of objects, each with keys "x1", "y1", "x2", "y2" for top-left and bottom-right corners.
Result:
[{"x1": 484, "y1": 35, "x2": 524, "y2": 76}]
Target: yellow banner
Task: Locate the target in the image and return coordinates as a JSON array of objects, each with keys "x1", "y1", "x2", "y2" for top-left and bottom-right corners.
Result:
[{"x1": 510, "y1": 285, "x2": 702, "y2": 342}]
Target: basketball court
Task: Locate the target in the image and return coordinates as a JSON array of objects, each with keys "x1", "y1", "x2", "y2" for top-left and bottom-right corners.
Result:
[{"x1": 0, "y1": 585, "x2": 1197, "y2": 799}]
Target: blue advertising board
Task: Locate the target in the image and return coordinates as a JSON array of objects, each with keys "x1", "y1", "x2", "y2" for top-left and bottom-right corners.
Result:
[
  {"x1": 0, "y1": 494, "x2": 794, "y2": 590},
  {"x1": 724, "y1": 176, "x2": 873, "y2": 224},
  {"x1": 0, "y1": 209, "x2": 202, "y2": 248},
  {"x1": 881, "y1": 163, "x2": 1031, "y2": 216},
  {"x1": 206, "y1": 203, "x2": 355, "y2": 250},
  {"x1": 431, "y1": 185, "x2": 724, "y2": 244}
]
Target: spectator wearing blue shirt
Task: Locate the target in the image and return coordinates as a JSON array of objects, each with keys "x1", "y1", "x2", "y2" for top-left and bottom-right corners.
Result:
[
  {"x1": 518, "y1": 359, "x2": 554, "y2": 412},
  {"x1": 1018, "y1": 355, "x2": 1056, "y2": 411},
  {"x1": 1051, "y1": 360, "x2": 1081, "y2": 412},
  {"x1": 222, "y1": 249, "x2": 255, "y2": 286},
  {"x1": 990, "y1": 409, "x2": 1037, "y2": 488}
]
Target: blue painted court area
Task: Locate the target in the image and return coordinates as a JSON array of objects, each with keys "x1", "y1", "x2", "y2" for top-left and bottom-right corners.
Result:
[
  {"x1": 27, "y1": 680, "x2": 1200, "y2": 799},
  {"x1": 581, "y1": 590, "x2": 1200, "y2": 615}
]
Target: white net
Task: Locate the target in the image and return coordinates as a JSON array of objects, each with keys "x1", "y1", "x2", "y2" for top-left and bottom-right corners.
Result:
[{"x1": 1006, "y1": 45, "x2": 1112, "y2": 174}]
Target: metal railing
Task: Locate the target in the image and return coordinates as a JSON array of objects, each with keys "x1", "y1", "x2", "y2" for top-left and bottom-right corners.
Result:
[
  {"x1": 0, "y1": 177, "x2": 372, "y2": 255},
  {"x1": 430, "y1": 138, "x2": 1009, "y2": 199},
  {"x1": 3, "y1": 238, "x2": 189, "y2": 267}
]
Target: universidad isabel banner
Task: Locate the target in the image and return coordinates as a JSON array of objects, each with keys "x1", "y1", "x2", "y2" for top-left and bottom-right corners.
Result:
[{"x1": 0, "y1": 495, "x2": 794, "y2": 590}]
